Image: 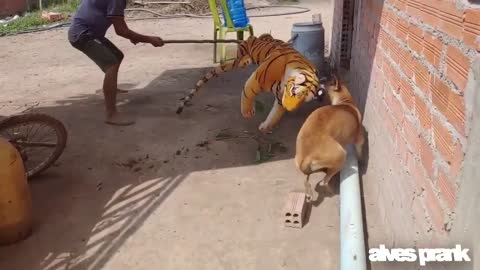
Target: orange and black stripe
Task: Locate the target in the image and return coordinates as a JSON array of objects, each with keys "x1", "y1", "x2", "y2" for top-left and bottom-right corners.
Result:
[{"x1": 176, "y1": 34, "x2": 291, "y2": 114}]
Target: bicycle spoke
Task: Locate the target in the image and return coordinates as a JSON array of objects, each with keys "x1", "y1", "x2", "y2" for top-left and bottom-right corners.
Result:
[
  {"x1": 25, "y1": 121, "x2": 33, "y2": 141},
  {"x1": 29, "y1": 122, "x2": 43, "y2": 142},
  {"x1": 36, "y1": 124, "x2": 56, "y2": 144},
  {"x1": 2, "y1": 123, "x2": 52, "y2": 175},
  {"x1": 1, "y1": 128, "x2": 14, "y2": 140},
  {"x1": 10, "y1": 124, "x2": 18, "y2": 138}
]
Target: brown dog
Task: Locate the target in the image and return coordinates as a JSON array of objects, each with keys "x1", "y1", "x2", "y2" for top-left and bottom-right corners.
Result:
[{"x1": 294, "y1": 73, "x2": 364, "y2": 200}]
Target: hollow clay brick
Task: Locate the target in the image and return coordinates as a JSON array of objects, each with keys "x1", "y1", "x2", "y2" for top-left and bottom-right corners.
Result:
[{"x1": 283, "y1": 192, "x2": 308, "y2": 228}]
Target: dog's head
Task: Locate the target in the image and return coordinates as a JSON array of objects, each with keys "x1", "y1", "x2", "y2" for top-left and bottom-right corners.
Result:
[{"x1": 322, "y1": 72, "x2": 354, "y2": 106}]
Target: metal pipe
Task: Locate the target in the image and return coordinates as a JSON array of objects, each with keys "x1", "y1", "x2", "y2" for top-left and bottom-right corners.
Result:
[{"x1": 340, "y1": 144, "x2": 367, "y2": 270}]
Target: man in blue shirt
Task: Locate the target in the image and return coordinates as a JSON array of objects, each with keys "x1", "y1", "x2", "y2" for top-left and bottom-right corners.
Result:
[{"x1": 68, "y1": 0, "x2": 163, "y2": 125}]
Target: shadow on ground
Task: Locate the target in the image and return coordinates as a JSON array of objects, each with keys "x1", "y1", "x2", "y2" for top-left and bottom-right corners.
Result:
[{"x1": 0, "y1": 65, "x2": 334, "y2": 270}]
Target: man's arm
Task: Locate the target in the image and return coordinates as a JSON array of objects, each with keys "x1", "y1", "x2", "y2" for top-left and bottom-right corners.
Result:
[{"x1": 109, "y1": 16, "x2": 164, "y2": 46}]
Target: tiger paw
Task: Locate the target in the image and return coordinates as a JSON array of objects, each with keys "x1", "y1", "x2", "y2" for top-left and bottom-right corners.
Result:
[
  {"x1": 258, "y1": 122, "x2": 272, "y2": 134},
  {"x1": 241, "y1": 104, "x2": 255, "y2": 119}
]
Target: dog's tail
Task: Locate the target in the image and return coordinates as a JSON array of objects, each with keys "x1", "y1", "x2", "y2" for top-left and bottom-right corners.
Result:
[
  {"x1": 354, "y1": 125, "x2": 365, "y2": 160},
  {"x1": 296, "y1": 136, "x2": 347, "y2": 175},
  {"x1": 296, "y1": 155, "x2": 316, "y2": 175},
  {"x1": 295, "y1": 152, "x2": 331, "y2": 175}
]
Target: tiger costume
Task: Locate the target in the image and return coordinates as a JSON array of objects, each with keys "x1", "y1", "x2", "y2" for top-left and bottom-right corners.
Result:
[
  {"x1": 175, "y1": 33, "x2": 291, "y2": 114},
  {"x1": 177, "y1": 34, "x2": 324, "y2": 134},
  {"x1": 240, "y1": 47, "x2": 323, "y2": 133}
]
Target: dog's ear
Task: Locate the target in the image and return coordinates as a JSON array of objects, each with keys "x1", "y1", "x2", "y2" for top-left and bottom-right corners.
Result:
[
  {"x1": 329, "y1": 67, "x2": 341, "y2": 85},
  {"x1": 331, "y1": 73, "x2": 341, "y2": 92}
]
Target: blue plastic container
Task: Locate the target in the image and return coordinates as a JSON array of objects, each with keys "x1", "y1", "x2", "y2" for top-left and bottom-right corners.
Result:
[{"x1": 224, "y1": 0, "x2": 249, "y2": 28}]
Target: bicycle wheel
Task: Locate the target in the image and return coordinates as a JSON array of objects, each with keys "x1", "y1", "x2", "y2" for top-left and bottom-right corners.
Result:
[{"x1": 0, "y1": 113, "x2": 67, "y2": 178}]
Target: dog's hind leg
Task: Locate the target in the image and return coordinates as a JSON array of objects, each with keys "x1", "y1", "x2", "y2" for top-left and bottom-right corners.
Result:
[
  {"x1": 304, "y1": 174, "x2": 313, "y2": 202},
  {"x1": 311, "y1": 139, "x2": 347, "y2": 194},
  {"x1": 324, "y1": 167, "x2": 343, "y2": 194}
]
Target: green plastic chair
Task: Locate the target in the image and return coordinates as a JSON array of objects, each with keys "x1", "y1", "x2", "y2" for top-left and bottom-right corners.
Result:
[{"x1": 208, "y1": 0, "x2": 254, "y2": 64}]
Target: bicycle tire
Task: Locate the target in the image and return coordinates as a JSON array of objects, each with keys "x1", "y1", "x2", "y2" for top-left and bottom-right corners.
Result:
[{"x1": 0, "y1": 113, "x2": 68, "y2": 178}]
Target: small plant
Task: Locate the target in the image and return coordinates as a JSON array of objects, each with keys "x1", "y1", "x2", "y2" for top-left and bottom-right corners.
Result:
[
  {"x1": 0, "y1": 12, "x2": 48, "y2": 35},
  {"x1": 53, "y1": 0, "x2": 81, "y2": 13}
]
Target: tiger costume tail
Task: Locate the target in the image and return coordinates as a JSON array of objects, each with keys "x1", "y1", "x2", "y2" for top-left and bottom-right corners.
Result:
[
  {"x1": 176, "y1": 34, "x2": 291, "y2": 114},
  {"x1": 175, "y1": 61, "x2": 237, "y2": 114}
]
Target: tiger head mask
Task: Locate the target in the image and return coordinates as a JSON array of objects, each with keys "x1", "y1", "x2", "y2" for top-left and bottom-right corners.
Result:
[{"x1": 281, "y1": 72, "x2": 324, "y2": 111}]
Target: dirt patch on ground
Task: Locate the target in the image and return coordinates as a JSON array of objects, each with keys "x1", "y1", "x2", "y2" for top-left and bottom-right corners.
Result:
[
  {"x1": 0, "y1": 1, "x2": 339, "y2": 269},
  {"x1": 127, "y1": 0, "x2": 277, "y2": 16},
  {"x1": 128, "y1": 0, "x2": 213, "y2": 15}
]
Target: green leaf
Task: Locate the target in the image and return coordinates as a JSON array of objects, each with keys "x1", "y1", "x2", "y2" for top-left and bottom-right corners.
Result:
[
  {"x1": 255, "y1": 149, "x2": 261, "y2": 163},
  {"x1": 273, "y1": 142, "x2": 288, "y2": 153},
  {"x1": 254, "y1": 144, "x2": 275, "y2": 164}
]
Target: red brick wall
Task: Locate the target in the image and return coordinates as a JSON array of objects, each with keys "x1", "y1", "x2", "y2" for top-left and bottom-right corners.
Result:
[
  {"x1": 337, "y1": 0, "x2": 479, "y2": 242},
  {"x1": 0, "y1": 0, "x2": 27, "y2": 17}
]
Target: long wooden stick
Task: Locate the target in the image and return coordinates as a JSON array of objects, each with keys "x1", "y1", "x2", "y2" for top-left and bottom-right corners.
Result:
[
  {"x1": 162, "y1": 39, "x2": 242, "y2": 44},
  {"x1": 134, "y1": 1, "x2": 191, "y2": 4}
]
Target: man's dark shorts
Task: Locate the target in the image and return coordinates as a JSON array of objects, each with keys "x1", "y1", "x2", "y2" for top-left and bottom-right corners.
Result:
[{"x1": 70, "y1": 36, "x2": 124, "y2": 73}]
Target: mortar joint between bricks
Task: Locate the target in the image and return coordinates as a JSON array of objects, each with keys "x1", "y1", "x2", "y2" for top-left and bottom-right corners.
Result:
[
  {"x1": 379, "y1": 98, "x2": 400, "y2": 144},
  {"x1": 435, "y1": 157, "x2": 453, "y2": 180},
  {"x1": 378, "y1": 46, "x2": 432, "y2": 140},
  {"x1": 432, "y1": 156, "x2": 443, "y2": 180},
  {"x1": 382, "y1": 47, "x2": 467, "y2": 172},
  {"x1": 380, "y1": 21, "x2": 462, "y2": 94},
  {"x1": 379, "y1": 90, "x2": 421, "y2": 155},
  {"x1": 430, "y1": 107, "x2": 467, "y2": 149},
  {"x1": 385, "y1": 2, "x2": 479, "y2": 59},
  {"x1": 420, "y1": 161, "x2": 456, "y2": 229},
  {"x1": 455, "y1": 0, "x2": 468, "y2": 10},
  {"x1": 439, "y1": 42, "x2": 448, "y2": 76},
  {"x1": 432, "y1": 186, "x2": 454, "y2": 222},
  {"x1": 378, "y1": 34, "x2": 466, "y2": 145},
  {"x1": 378, "y1": 47, "x2": 467, "y2": 177},
  {"x1": 415, "y1": 203, "x2": 435, "y2": 232},
  {"x1": 461, "y1": 0, "x2": 480, "y2": 10},
  {"x1": 377, "y1": 48, "x2": 422, "y2": 125},
  {"x1": 443, "y1": 212, "x2": 455, "y2": 232}
]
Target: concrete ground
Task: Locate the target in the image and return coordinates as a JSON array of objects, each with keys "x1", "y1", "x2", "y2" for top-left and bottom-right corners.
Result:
[{"x1": 0, "y1": 1, "x2": 338, "y2": 269}]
